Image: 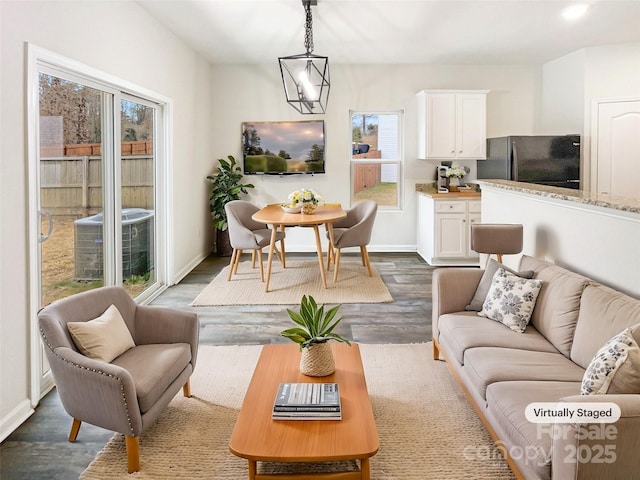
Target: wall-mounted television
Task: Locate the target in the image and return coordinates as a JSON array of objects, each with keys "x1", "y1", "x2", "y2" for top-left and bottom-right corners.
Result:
[{"x1": 242, "y1": 120, "x2": 325, "y2": 175}]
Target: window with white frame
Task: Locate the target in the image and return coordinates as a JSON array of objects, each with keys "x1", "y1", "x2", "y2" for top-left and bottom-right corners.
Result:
[{"x1": 350, "y1": 111, "x2": 402, "y2": 208}]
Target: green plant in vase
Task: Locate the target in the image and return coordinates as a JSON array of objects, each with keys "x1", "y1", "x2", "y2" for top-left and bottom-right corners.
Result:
[
  {"x1": 206, "y1": 155, "x2": 254, "y2": 256},
  {"x1": 281, "y1": 295, "x2": 351, "y2": 376}
]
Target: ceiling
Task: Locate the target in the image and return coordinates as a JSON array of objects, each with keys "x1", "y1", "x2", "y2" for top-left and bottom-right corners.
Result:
[{"x1": 137, "y1": 0, "x2": 640, "y2": 65}]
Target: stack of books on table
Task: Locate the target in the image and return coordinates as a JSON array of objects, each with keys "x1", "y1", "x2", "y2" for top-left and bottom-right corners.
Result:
[{"x1": 272, "y1": 383, "x2": 342, "y2": 421}]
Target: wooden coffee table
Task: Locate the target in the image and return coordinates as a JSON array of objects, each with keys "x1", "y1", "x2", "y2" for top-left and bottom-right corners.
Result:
[{"x1": 229, "y1": 343, "x2": 379, "y2": 479}]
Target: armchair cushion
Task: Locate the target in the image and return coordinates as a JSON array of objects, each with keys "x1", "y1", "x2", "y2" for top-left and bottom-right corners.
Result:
[
  {"x1": 67, "y1": 304, "x2": 135, "y2": 362},
  {"x1": 112, "y1": 343, "x2": 192, "y2": 413}
]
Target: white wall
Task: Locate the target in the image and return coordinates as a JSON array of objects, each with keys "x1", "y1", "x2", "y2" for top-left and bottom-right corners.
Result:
[
  {"x1": 481, "y1": 185, "x2": 640, "y2": 298},
  {"x1": 0, "y1": 0, "x2": 213, "y2": 439},
  {"x1": 210, "y1": 64, "x2": 540, "y2": 250},
  {"x1": 540, "y1": 49, "x2": 585, "y2": 134}
]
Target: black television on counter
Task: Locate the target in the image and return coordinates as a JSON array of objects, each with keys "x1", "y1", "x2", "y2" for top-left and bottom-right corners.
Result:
[{"x1": 242, "y1": 120, "x2": 325, "y2": 175}]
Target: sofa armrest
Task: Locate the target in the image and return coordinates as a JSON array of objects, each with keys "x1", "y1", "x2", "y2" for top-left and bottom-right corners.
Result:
[
  {"x1": 133, "y1": 305, "x2": 199, "y2": 367},
  {"x1": 432, "y1": 268, "x2": 484, "y2": 343},
  {"x1": 46, "y1": 346, "x2": 143, "y2": 436},
  {"x1": 551, "y1": 394, "x2": 640, "y2": 480}
]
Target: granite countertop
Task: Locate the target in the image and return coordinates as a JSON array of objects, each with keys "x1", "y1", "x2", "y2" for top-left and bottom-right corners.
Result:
[
  {"x1": 415, "y1": 183, "x2": 481, "y2": 198},
  {"x1": 477, "y1": 179, "x2": 640, "y2": 215}
]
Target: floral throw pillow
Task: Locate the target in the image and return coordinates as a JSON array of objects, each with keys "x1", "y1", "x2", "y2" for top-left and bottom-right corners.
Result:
[
  {"x1": 581, "y1": 327, "x2": 640, "y2": 395},
  {"x1": 478, "y1": 268, "x2": 543, "y2": 333}
]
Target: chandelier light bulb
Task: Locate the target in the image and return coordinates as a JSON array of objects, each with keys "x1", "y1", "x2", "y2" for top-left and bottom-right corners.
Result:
[{"x1": 297, "y1": 69, "x2": 317, "y2": 100}]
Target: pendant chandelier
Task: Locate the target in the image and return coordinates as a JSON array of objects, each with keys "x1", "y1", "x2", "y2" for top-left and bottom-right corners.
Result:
[{"x1": 278, "y1": 0, "x2": 330, "y2": 114}]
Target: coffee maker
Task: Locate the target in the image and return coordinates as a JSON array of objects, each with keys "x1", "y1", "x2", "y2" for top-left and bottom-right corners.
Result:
[{"x1": 436, "y1": 165, "x2": 449, "y2": 193}]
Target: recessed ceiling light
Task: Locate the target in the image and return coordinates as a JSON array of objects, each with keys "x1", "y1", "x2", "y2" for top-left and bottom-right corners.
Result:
[{"x1": 562, "y1": 4, "x2": 589, "y2": 21}]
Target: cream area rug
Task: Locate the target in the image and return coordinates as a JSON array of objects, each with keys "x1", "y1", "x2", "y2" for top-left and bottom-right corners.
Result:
[
  {"x1": 80, "y1": 343, "x2": 515, "y2": 479},
  {"x1": 191, "y1": 260, "x2": 393, "y2": 306}
]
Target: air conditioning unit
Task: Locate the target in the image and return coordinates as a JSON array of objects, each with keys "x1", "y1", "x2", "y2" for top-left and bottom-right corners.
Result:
[{"x1": 74, "y1": 208, "x2": 154, "y2": 280}]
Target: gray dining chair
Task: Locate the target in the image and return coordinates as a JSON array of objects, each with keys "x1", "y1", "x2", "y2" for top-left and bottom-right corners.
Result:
[
  {"x1": 38, "y1": 286, "x2": 199, "y2": 473},
  {"x1": 327, "y1": 200, "x2": 378, "y2": 282},
  {"x1": 225, "y1": 200, "x2": 286, "y2": 281}
]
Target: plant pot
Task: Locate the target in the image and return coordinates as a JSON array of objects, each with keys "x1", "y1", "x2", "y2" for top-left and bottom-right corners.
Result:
[
  {"x1": 216, "y1": 229, "x2": 233, "y2": 257},
  {"x1": 300, "y1": 343, "x2": 335, "y2": 376}
]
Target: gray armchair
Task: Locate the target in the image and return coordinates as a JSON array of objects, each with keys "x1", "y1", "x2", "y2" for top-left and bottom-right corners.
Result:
[
  {"x1": 327, "y1": 200, "x2": 377, "y2": 282},
  {"x1": 225, "y1": 200, "x2": 285, "y2": 281},
  {"x1": 38, "y1": 286, "x2": 199, "y2": 473}
]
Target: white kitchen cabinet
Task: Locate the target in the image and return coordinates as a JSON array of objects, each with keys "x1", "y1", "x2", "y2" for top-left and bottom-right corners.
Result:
[
  {"x1": 417, "y1": 194, "x2": 480, "y2": 266},
  {"x1": 417, "y1": 90, "x2": 489, "y2": 160}
]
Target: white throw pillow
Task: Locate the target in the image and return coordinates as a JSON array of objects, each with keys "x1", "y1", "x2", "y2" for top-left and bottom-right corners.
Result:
[
  {"x1": 465, "y1": 258, "x2": 535, "y2": 311},
  {"x1": 478, "y1": 268, "x2": 543, "y2": 333},
  {"x1": 581, "y1": 326, "x2": 640, "y2": 395},
  {"x1": 67, "y1": 304, "x2": 135, "y2": 363}
]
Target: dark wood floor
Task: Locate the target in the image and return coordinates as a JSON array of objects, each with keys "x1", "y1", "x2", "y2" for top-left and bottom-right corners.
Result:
[{"x1": 0, "y1": 252, "x2": 434, "y2": 479}]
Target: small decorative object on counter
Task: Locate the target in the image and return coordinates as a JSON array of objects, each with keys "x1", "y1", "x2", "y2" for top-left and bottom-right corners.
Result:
[{"x1": 445, "y1": 166, "x2": 469, "y2": 192}]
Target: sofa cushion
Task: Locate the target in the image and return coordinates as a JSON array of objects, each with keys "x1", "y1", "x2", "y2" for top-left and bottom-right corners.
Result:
[
  {"x1": 463, "y1": 347, "x2": 585, "y2": 400},
  {"x1": 112, "y1": 343, "x2": 191, "y2": 413},
  {"x1": 67, "y1": 304, "x2": 135, "y2": 363},
  {"x1": 437, "y1": 313, "x2": 559, "y2": 366},
  {"x1": 571, "y1": 284, "x2": 640, "y2": 369},
  {"x1": 581, "y1": 325, "x2": 640, "y2": 395},
  {"x1": 465, "y1": 259, "x2": 534, "y2": 311},
  {"x1": 519, "y1": 255, "x2": 589, "y2": 357},
  {"x1": 485, "y1": 380, "x2": 582, "y2": 480},
  {"x1": 478, "y1": 268, "x2": 542, "y2": 333}
]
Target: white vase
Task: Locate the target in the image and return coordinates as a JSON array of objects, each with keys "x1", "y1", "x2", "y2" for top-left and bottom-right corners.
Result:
[
  {"x1": 447, "y1": 176, "x2": 461, "y2": 191},
  {"x1": 300, "y1": 343, "x2": 335, "y2": 376}
]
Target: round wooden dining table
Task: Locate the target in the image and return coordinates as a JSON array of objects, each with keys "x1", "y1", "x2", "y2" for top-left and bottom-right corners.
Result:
[{"x1": 251, "y1": 204, "x2": 347, "y2": 292}]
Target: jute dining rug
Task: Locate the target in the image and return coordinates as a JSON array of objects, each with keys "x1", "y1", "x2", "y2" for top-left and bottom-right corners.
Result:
[
  {"x1": 80, "y1": 343, "x2": 515, "y2": 479},
  {"x1": 191, "y1": 260, "x2": 393, "y2": 306}
]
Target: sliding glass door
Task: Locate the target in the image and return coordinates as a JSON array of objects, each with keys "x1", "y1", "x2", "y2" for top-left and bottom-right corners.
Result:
[
  {"x1": 119, "y1": 97, "x2": 157, "y2": 297},
  {"x1": 37, "y1": 73, "x2": 162, "y2": 306},
  {"x1": 31, "y1": 51, "x2": 169, "y2": 399},
  {"x1": 38, "y1": 72, "x2": 107, "y2": 306}
]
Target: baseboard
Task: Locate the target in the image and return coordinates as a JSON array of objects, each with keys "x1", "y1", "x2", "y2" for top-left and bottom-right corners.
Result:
[
  {"x1": 1, "y1": 399, "x2": 34, "y2": 442},
  {"x1": 172, "y1": 252, "x2": 208, "y2": 285}
]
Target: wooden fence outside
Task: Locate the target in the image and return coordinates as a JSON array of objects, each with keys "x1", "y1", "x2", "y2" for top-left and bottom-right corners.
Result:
[
  {"x1": 353, "y1": 163, "x2": 382, "y2": 194},
  {"x1": 40, "y1": 155, "x2": 154, "y2": 216}
]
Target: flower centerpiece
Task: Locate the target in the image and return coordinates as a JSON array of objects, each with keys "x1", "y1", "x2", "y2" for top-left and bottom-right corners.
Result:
[
  {"x1": 287, "y1": 188, "x2": 324, "y2": 214},
  {"x1": 281, "y1": 295, "x2": 351, "y2": 376},
  {"x1": 445, "y1": 166, "x2": 467, "y2": 179},
  {"x1": 445, "y1": 166, "x2": 469, "y2": 191}
]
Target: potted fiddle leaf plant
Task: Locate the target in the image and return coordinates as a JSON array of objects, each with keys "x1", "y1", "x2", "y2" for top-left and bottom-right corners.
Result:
[
  {"x1": 281, "y1": 295, "x2": 351, "y2": 376},
  {"x1": 207, "y1": 155, "x2": 254, "y2": 256}
]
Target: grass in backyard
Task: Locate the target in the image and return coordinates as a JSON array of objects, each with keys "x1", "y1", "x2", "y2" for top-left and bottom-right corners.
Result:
[
  {"x1": 354, "y1": 182, "x2": 397, "y2": 206},
  {"x1": 45, "y1": 280, "x2": 105, "y2": 305},
  {"x1": 41, "y1": 217, "x2": 150, "y2": 305}
]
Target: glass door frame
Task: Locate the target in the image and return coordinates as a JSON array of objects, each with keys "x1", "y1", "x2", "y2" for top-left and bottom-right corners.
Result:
[{"x1": 27, "y1": 44, "x2": 173, "y2": 404}]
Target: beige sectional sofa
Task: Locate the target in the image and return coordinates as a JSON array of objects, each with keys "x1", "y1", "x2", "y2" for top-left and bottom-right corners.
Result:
[{"x1": 432, "y1": 255, "x2": 640, "y2": 480}]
